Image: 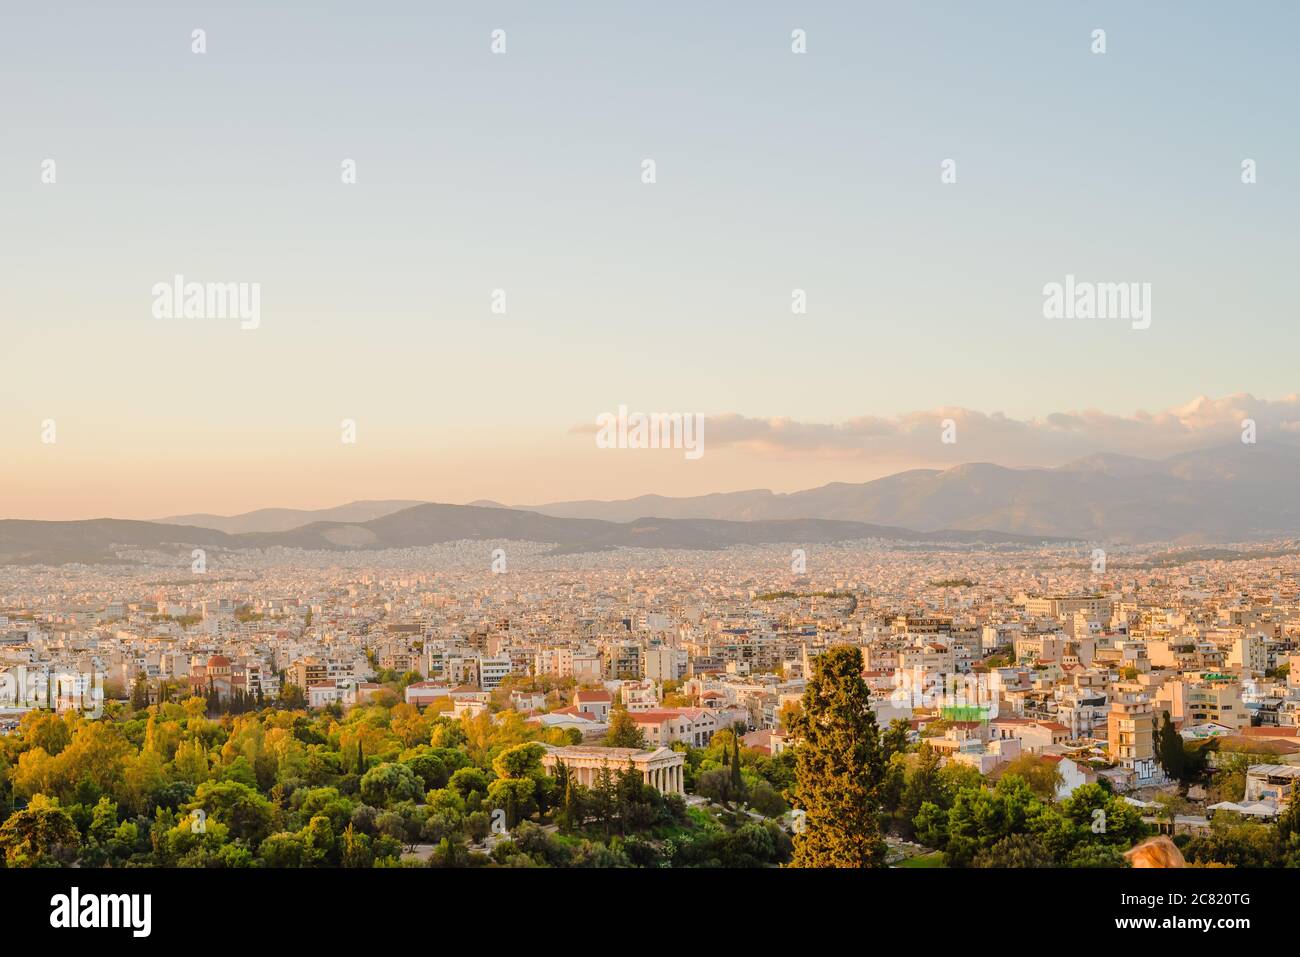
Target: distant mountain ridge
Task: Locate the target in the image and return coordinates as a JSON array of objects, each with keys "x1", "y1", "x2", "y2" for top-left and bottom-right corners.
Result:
[
  {"x1": 157, "y1": 500, "x2": 425, "y2": 534},
  {"x1": 6, "y1": 442, "x2": 1299, "y2": 564},
  {"x1": 519, "y1": 443, "x2": 1300, "y2": 543},
  {"x1": 0, "y1": 506, "x2": 1049, "y2": 567}
]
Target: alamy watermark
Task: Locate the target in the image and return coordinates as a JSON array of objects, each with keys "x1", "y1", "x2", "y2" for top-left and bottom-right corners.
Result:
[
  {"x1": 595, "y1": 405, "x2": 705, "y2": 460},
  {"x1": 152, "y1": 274, "x2": 260, "y2": 329},
  {"x1": 1042, "y1": 274, "x2": 1150, "y2": 330},
  {"x1": 0, "y1": 668, "x2": 105, "y2": 718},
  {"x1": 888, "y1": 668, "x2": 1001, "y2": 718}
]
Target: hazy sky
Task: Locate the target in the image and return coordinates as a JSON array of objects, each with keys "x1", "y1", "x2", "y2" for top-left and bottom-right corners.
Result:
[{"x1": 3, "y1": 1, "x2": 1297, "y2": 519}]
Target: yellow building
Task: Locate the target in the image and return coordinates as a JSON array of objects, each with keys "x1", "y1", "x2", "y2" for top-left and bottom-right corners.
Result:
[{"x1": 1185, "y1": 673, "x2": 1248, "y2": 731}]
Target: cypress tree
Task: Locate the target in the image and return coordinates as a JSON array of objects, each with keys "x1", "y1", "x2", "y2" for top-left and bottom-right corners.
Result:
[
  {"x1": 1156, "y1": 711, "x2": 1185, "y2": 780},
  {"x1": 787, "y1": 645, "x2": 886, "y2": 867},
  {"x1": 563, "y1": 776, "x2": 579, "y2": 832}
]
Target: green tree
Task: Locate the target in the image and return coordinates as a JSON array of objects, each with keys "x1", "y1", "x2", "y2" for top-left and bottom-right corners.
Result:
[
  {"x1": 787, "y1": 645, "x2": 886, "y2": 867},
  {"x1": 487, "y1": 777, "x2": 537, "y2": 828},
  {"x1": 340, "y1": 822, "x2": 373, "y2": 868},
  {"x1": 189, "y1": 780, "x2": 277, "y2": 847},
  {"x1": 130, "y1": 673, "x2": 150, "y2": 711},
  {"x1": 604, "y1": 708, "x2": 647, "y2": 749},
  {"x1": 1212, "y1": 753, "x2": 1251, "y2": 803},
  {"x1": 259, "y1": 831, "x2": 307, "y2": 867},
  {"x1": 729, "y1": 728, "x2": 743, "y2": 796},
  {"x1": 1155, "y1": 711, "x2": 1186, "y2": 781},
  {"x1": 900, "y1": 742, "x2": 944, "y2": 821},
  {"x1": 0, "y1": 795, "x2": 79, "y2": 867},
  {"x1": 1000, "y1": 755, "x2": 1064, "y2": 801},
  {"x1": 359, "y1": 762, "x2": 424, "y2": 808},
  {"x1": 492, "y1": 742, "x2": 546, "y2": 780},
  {"x1": 973, "y1": 832, "x2": 1054, "y2": 868},
  {"x1": 881, "y1": 718, "x2": 911, "y2": 762},
  {"x1": 942, "y1": 774, "x2": 1042, "y2": 867},
  {"x1": 448, "y1": 766, "x2": 490, "y2": 799}
]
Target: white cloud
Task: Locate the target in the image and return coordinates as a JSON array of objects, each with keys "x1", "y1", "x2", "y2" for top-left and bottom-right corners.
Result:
[{"x1": 576, "y1": 393, "x2": 1300, "y2": 466}]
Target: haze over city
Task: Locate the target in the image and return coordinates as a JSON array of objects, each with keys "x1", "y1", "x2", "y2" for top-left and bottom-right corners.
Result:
[{"x1": 4, "y1": 390, "x2": 1299, "y2": 521}]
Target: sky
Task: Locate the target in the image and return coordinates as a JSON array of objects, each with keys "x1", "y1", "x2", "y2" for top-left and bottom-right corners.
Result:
[{"x1": 2, "y1": 1, "x2": 1297, "y2": 519}]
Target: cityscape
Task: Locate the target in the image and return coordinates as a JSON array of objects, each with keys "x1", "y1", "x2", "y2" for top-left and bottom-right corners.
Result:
[
  {"x1": 3, "y1": 0, "x2": 1296, "y2": 939},
  {"x1": 2, "y1": 516, "x2": 1299, "y2": 871}
]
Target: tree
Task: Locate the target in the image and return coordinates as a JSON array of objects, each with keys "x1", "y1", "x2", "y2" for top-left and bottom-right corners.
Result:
[
  {"x1": 558, "y1": 773, "x2": 584, "y2": 832},
  {"x1": 1274, "y1": 793, "x2": 1300, "y2": 866},
  {"x1": 492, "y1": 743, "x2": 546, "y2": 780},
  {"x1": 1155, "y1": 711, "x2": 1186, "y2": 781},
  {"x1": 278, "y1": 684, "x2": 307, "y2": 710},
  {"x1": 340, "y1": 823, "x2": 372, "y2": 868},
  {"x1": 190, "y1": 780, "x2": 277, "y2": 847},
  {"x1": 729, "y1": 727, "x2": 743, "y2": 796},
  {"x1": 1057, "y1": 783, "x2": 1149, "y2": 852},
  {"x1": 487, "y1": 777, "x2": 537, "y2": 828},
  {"x1": 787, "y1": 645, "x2": 886, "y2": 867},
  {"x1": 604, "y1": 708, "x2": 647, "y2": 749},
  {"x1": 0, "y1": 795, "x2": 79, "y2": 867},
  {"x1": 1000, "y1": 755, "x2": 1064, "y2": 801},
  {"x1": 900, "y1": 742, "x2": 944, "y2": 825},
  {"x1": 259, "y1": 831, "x2": 307, "y2": 867},
  {"x1": 359, "y1": 762, "x2": 423, "y2": 808},
  {"x1": 942, "y1": 775, "x2": 1043, "y2": 867},
  {"x1": 776, "y1": 701, "x2": 801, "y2": 733},
  {"x1": 696, "y1": 768, "x2": 738, "y2": 806},
  {"x1": 973, "y1": 833, "x2": 1054, "y2": 868},
  {"x1": 881, "y1": 718, "x2": 911, "y2": 762},
  {"x1": 1211, "y1": 753, "x2": 1251, "y2": 803},
  {"x1": 131, "y1": 673, "x2": 150, "y2": 711},
  {"x1": 448, "y1": 766, "x2": 490, "y2": 799}
]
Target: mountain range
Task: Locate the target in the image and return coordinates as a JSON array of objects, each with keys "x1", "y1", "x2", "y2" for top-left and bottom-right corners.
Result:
[
  {"x1": 158, "y1": 500, "x2": 425, "y2": 534},
  {"x1": 513, "y1": 443, "x2": 1300, "y2": 543},
  {"x1": 3, "y1": 442, "x2": 1297, "y2": 565},
  {"x1": 0, "y1": 506, "x2": 1042, "y2": 567}
]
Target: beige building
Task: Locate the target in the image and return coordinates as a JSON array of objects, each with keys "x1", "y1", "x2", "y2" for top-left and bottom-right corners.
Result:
[
  {"x1": 1228, "y1": 633, "x2": 1267, "y2": 677},
  {"x1": 1184, "y1": 674, "x2": 1248, "y2": 730},
  {"x1": 1107, "y1": 695, "x2": 1158, "y2": 783},
  {"x1": 541, "y1": 745, "x2": 685, "y2": 795}
]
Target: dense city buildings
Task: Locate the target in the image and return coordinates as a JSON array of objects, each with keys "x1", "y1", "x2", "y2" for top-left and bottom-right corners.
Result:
[{"x1": 5, "y1": 536, "x2": 1300, "y2": 838}]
